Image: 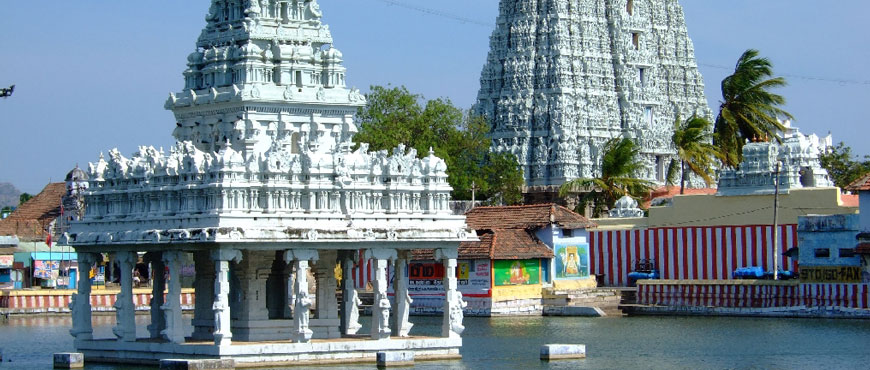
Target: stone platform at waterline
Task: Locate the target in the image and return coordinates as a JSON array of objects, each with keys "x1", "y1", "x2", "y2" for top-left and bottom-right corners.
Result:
[
  {"x1": 77, "y1": 336, "x2": 460, "y2": 367},
  {"x1": 64, "y1": 0, "x2": 471, "y2": 366}
]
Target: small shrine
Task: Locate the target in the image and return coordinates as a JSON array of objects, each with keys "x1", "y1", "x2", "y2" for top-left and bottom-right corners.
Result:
[
  {"x1": 716, "y1": 120, "x2": 834, "y2": 196},
  {"x1": 65, "y1": 0, "x2": 471, "y2": 366}
]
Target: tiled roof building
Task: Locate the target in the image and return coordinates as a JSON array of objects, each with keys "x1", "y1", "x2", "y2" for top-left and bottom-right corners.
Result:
[
  {"x1": 0, "y1": 183, "x2": 65, "y2": 242},
  {"x1": 416, "y1": 204, "x2": 594, "y2": 261}
]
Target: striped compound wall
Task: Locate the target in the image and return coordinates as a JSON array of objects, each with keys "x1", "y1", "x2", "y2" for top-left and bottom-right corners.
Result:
[
  {"x1": 0, "y1": 290, "x2": 195, "y2": 312},
  {"x1": 589, "y1": 225, "x2": 799, "y2": 287},
  {"x1": 637, "y1": 282, "x2": 870, "y2": 309}
]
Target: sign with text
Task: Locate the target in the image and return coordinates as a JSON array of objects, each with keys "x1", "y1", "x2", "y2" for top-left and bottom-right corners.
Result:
[
  {"x1": 799, "y1": 266, "x2": 862, "y2": 283},
  {"x1": 33, "y1": 260, "x2": 59, "y2": 279},
  {"x1": 0, "y1": 255, "x2": 13, "y2": 268},
  {"x1": 402, "y1": 259, "x2": 491, "y2": 296}
]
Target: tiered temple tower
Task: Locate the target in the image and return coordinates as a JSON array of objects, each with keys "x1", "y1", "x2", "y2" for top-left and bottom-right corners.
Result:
[
  {"x1": 66, "y1": 1, "x2": 469, "y2": 365},
  {"x1": 475, "y1": 0, "x2": 711, "y2": 190}
]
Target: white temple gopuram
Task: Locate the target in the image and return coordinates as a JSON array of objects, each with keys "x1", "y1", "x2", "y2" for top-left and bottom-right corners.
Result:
[
  {"x1": 65, "y1": 0, "x2": 472, "y2": 366},
  {"x1": 475, "y1": 0, "x2": 712, "y2": 191}
]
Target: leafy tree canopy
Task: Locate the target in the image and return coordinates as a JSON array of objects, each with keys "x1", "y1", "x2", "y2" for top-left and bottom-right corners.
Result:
[
  {"x1": 714, "y1": 49, "x2": 793, "y2": 167},
  {"x1": 559, "y1": 137, "x2": 654, "y2": 217},
  {"x1": 19, "y1": 193, "x2": 32, "y2": 205},
  {"x1": 666, "y1": 115, "x2": 723, "y2": 194},
  {"x1": 819, "y1": 142, "x2": 870, "y2": 189},
  {"x1": 354, "y1": 85, "x2": 523, "y2": 204}
]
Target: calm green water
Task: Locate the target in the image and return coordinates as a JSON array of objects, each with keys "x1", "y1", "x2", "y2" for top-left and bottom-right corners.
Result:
[{"x1": 1, "y1": 314, "x2": 869, "y2": 369}]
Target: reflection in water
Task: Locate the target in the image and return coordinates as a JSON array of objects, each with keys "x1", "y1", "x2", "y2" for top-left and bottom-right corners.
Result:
[{"x1": 1, "y1": 314, "x2": 870, "y2": 369}]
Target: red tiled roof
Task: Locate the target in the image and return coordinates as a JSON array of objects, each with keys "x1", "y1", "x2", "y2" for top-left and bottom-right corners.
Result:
[
  {"x1": 0, "y1": 183, "x2": 65, "y2": 241},
  {"x1": 487, "y1": 229, "x2": 553, "y2": 259},
  {"x1": 846, "y1": 172, "x2": 870, "y2": 192},
  {"x1": 465, "y1": 203, "x2": 595, "y2": 230},
  {"x1": 412, "y1": 229, "x2": 553, "y2": 261},
  {"x1": 841, "y1": 194, "x2": 859, "y2": 207}
]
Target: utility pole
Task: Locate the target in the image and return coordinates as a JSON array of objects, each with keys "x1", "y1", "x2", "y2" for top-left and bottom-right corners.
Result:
[
  {"x1": 772, "y1": 161, "x2": 782, "y2": 280},
  {"x1": 470, "y1": 181, "x2": 479, "y2": 208}
]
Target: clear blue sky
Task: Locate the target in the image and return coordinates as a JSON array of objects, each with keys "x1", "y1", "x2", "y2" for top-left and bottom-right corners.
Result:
[{"x1": 1, "y1": 1, "x2": 868, "y2": 193}]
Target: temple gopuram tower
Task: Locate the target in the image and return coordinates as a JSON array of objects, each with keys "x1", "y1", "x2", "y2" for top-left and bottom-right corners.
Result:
[{"x1": 475, "y1": 0, "x2": 711, "y2": 193}]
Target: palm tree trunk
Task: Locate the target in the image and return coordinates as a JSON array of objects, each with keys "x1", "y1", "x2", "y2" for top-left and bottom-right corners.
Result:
[{"x1": 680, "y1": 161, "x2": 686, "y2": 195}]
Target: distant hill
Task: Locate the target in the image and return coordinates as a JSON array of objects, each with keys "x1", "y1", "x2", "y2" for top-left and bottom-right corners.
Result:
[{"x1": 0, "y1": 183, "x2": 21, "y2": 208}]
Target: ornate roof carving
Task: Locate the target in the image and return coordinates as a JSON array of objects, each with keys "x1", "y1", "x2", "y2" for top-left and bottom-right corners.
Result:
[{"x1": 68, "y1": 0, "x2": 472, "y2": 247}]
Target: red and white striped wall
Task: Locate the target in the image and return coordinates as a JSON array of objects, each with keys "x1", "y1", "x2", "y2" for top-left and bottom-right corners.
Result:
[
  {"x1": 0, "y1": 292, "x2": 195, "y2": 310},
  {"x1": 637, "y1": 282, "x2": 870, "y2": 309},
  {"x1": 590, "y1": 225, "x2": 799, "y2": 286}
]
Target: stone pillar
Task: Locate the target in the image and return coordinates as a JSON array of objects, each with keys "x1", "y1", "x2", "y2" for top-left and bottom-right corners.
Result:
[
  {"x1": 366, "y1": 249, "x2": 397, "y2": 340},
  {"x1": 144, "y1": 252, "x2": 165, "y2": 339},
  {"x1": 392, "y1": 251, "x2": 413, "y2": 337},
  {"x1": 192, "y1": 250, "x2": 216, "y2": 341},
  {"x1": 212, "y1": 249, "x2": 242, "y2": 346},
  {"x1": 162, "y1": 251, "x2": 185, "y2": 343},
  {"x1": 312, "y1": 250, "x2": 339, "y2": 339},
  {"x1": 69, "y1": 252, "x2": 99, "y2": 340},
  {"x1": 284, "y1": 249, "x2": 318, "y2": 343},
  {"x1": 436, "y1": 249, "x2": 465, "y2": 338},
  {"x1": 340, "y1": 256, "x2": 361, "y2": 336},
  {"x1": 234, "y1": 251, "x2": 270, "y2": 322},
  {"x1": 112, "y1": 251, "x2": 137, "y2": 342}
]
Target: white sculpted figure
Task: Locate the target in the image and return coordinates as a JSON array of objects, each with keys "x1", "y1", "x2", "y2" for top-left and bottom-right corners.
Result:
[
  {"x1": 295, "y1": 290, "x2": 313, "y2": 341},
  {"x1": 398, "y1": 290, "x2": 414, "y2": 337},
  {"x1": 345, "y1": 288, "x2": 362, "y2": 334},
  {"x1": 376, "y1": 295, "x2": 391, "y2": 337},
  {"x1": 449, "y1": 292, "x2": 467, "y2": 335}
]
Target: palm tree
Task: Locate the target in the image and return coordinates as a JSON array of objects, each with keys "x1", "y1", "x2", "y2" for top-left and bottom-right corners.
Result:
[
  {"x1": 666, "y1": 115, "x2": 724, "y2": 194},
  {"x1": 714, "y1": 49, "x2": 793, "y2": 167},
  {"x1": 559, "y1": 137, "x2": 654, "y2": 217}
]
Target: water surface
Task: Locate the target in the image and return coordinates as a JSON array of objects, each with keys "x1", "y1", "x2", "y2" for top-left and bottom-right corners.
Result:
[{"x1": 1, "y1": 314, "x2": 868, "y2": 369}]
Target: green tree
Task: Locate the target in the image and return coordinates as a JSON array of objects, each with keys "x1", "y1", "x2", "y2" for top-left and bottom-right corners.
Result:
[
  {"x1": 19, "y1": 193, "x2": 32, "y2": 205},
  {"x1": 819, "y1": 142, "x2": 870, "y2": 189},
  {"x1": 714, "y1": 49, "x2": 793, "y2": 167},
  {"x1": 354, "y1": 85, "x2": 523, "y2": 204},
  {"x1": 666, "y1": 116, "x2": 724, "y2": 194},
  {"x1": 559, "y1": 138, "x2": 654, "y2": 217}
]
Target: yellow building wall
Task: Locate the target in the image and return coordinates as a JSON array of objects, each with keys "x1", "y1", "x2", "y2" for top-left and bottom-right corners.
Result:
[
  {"x1": 594, "y1": 187, "x2": 856, "y2": 230},
  {"x1": 491, "y1": 284, "x2": 543, "y2": 302},
  {"x1": 553, "y1": 278, "x2": 597, "y2": 291}
]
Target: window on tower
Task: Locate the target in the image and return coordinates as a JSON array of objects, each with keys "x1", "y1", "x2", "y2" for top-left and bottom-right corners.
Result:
[
  {"x1": 627, "y1": 0, "x2": 634, "y2": 15},
  {"x1": 644, "y1": 106, "x2": 654, "y2": 126},
  {"x1": 632, "y1": 32, "x2": 640, "y2": 49},
  {"x1": 639, "y1": 68, "x2": 646, "y2": 87}
]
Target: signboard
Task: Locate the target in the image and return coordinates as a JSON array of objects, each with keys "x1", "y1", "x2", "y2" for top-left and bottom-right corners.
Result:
[
  {"x1": 493, "y1": 259, "x2": 540, "y2": 286},
  {"x1": 401, "y1": 259, "x2": 491, "y2": 296},
  {"x1": 0, "y1": 255, "x2": 13, "y2": 268},
  {"x1": 554, "y1": 244, "x2": 590, "y2": 279},
  {"x1": 799, "y1": 266, "x2": 862, "y2": 283},
  {"x1": 33, "y1": 260, "x2": 59, "y2": 279}
]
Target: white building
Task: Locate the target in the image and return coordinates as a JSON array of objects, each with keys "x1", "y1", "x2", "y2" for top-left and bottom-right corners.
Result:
[{"x1": 66, "y1": 0, "x2": 472, "y2": 366}]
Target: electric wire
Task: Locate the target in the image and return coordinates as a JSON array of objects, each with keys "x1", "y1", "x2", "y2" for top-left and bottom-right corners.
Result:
[{"x1": 369, "y1": 0, "x2": 868, "y2": 88}]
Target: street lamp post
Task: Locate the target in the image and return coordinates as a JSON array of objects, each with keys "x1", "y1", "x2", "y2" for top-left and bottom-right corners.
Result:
[{"x1": 772, "y1": 161, "x2": 782, "y2": 280}]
